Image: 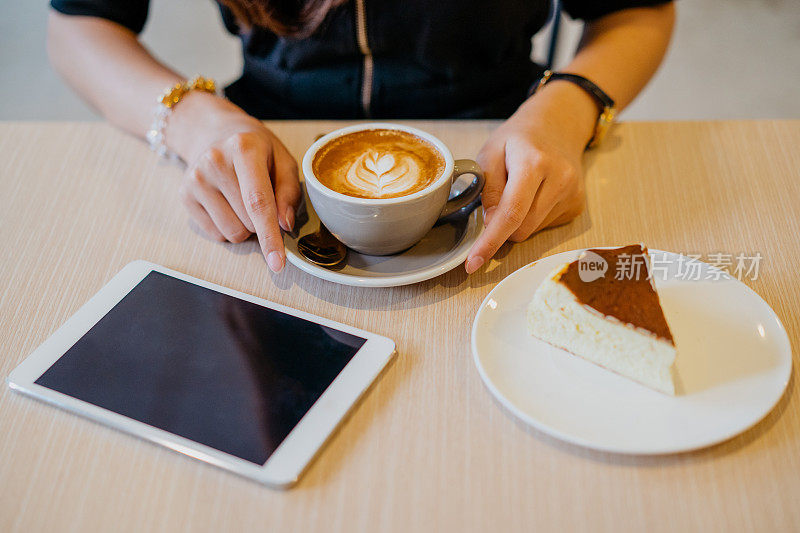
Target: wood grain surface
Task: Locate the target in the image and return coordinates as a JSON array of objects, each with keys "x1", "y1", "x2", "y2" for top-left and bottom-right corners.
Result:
[{"x1": 0, "y1": 120, "x2": 798, "y2": 532}]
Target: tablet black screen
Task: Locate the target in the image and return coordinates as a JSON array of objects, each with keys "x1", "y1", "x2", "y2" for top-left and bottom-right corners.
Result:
[{"x1": 35, "y1": 271, "x2": 366, "y2": 465}]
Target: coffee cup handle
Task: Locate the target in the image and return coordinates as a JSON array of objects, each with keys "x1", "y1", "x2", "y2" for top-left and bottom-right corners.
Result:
[{"x1": 438, "y1": 159, "x2": 485, "y2": 220}]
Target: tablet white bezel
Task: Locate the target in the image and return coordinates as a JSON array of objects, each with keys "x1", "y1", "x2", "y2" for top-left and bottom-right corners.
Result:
[{"x1": 7, "y1": 260, "x2": 396, "y2": 488}]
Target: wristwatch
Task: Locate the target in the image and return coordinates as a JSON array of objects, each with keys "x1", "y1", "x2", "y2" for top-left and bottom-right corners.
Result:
[{"x1": 529, "y1": 70, "x2": 616, "y2": 149}]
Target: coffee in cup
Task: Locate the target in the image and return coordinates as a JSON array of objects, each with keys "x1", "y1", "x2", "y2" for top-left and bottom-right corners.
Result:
[
  {"x1": 312, "y1": 129, "x2": 445, "y2": 199},
  {"x1": 303, "y1": 123, "x2": 484, "y2": 256}
]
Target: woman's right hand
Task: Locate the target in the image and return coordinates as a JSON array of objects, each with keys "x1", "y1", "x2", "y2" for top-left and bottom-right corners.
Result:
[{"x1": 167, "y1": 91, "x2": 301, "y2": 273}]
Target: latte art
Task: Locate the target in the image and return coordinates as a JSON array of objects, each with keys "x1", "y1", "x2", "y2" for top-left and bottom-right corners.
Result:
[
  {"x1": 313, "y1": 129, "x2": 445, "y2": 199},
  {"x1": 346, "y1": 151, "x2": 421, "y2": 196}
]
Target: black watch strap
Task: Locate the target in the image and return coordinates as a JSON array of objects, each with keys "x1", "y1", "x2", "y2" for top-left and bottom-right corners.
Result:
[
  {"x1": 548, "y1": 72, "x2": 614, "y2": 109},
  {"x1": 528, "y1": 71, "x2": 615, "y2": 110}
]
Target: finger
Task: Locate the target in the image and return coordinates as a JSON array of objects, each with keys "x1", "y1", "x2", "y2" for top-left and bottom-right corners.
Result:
[
  {"x1": 231, "y1": 136, "x2": 285, "y2": 273},
  {"x1": 183, "y1": 196, "x2": 226, "y2": 242},
  {"x1": 193, "y1": 184, "x2": 252, "y2": 243},
  {"x1": 270, "y1": 142, "x2": 302, "y2": 231},
  {"x1": 199, "y1": 148, "x2": 256, "y2": 233},
  {"x1": 219, "y1": 182, "x2": 256, "y2": 233},
  {"x1": 475, "y1": 143, "x2": 507, "y2": 228},
  {"x1": 535, "y1": 203, "x2": 562, "y2": 232},
  {"x1": 536, "y1": 190, "x2": 586, "y2": 232},
  {"x1": 465, "y1": 160, "x2": 543, "y2": 273},
  {"x1": 509, "y1": 175, "x2": 563, "y2": 242}
]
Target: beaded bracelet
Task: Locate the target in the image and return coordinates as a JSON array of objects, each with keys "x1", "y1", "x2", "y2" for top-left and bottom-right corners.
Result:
[{"x1": 146, "y1": 75, "x2": 218, "y2": 160}]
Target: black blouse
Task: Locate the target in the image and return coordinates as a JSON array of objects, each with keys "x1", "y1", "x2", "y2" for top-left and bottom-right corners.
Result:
[{"x1": 50, "y1": 0, "x2": 668, "y2": 119}]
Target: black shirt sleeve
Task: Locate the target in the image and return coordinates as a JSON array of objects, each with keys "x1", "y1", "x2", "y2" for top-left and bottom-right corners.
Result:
[
  {"x1": 50, "y1": 0, "x2": 150, "y2": 34},
  {"x1": 562, "y1": 0, "x2": 672, "y2": 22}
]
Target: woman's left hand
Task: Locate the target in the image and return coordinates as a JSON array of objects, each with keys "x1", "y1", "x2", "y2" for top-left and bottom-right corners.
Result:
[{"x1": 464, "y1": 83, "x2": 598, "y2": 273}]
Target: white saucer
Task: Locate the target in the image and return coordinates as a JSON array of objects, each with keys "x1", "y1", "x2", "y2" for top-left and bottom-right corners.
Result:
[
  {"x1": 472, "y1": 249, "x2": 792, "y2": 455},
  {"x1": 284, "y1": 184, "x2": 484, "y2": 287}
]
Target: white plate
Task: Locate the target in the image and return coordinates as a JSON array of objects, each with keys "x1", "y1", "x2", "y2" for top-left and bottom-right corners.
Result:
[
  {"x1": 284, "y1": 183, "x2": 484, "y2": 287},
  {"x1": 472, "y1": 249, "x2": 792, "y2": 455}
]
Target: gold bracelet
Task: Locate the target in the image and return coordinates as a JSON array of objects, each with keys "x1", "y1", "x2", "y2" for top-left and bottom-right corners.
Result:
[
  {"x1": 157, "y1": 76, "x2": 217, "y2": 109},
  {"x1": 146, "y1": 75, "x2": 218, "y2": 159}
]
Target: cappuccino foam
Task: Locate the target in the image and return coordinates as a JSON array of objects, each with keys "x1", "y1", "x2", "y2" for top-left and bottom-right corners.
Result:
[{"x1": 312, "y1": 129, "x2": 445, "y2": 199}]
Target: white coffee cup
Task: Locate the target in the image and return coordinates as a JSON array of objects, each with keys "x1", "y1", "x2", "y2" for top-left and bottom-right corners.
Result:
[{"x1": 302, "y1": 123, "x2": 485, "y2": 256}]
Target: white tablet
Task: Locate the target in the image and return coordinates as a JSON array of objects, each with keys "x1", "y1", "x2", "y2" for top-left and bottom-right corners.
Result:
[{"x1": 7, "y1": 261, "x2": 395, "y2": 488}]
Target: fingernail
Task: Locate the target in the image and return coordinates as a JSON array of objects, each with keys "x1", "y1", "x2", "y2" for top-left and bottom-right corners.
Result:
[
  {"x1": 267, "y1": 251, "x2": 284, "y2": 273},
  {"x1": 465, "y1": 256, "x2": 485, "y2": 274},
  {"x1": 484, "y1": 206, "x2": 496, "y2": 227},
  {"x1": 285, "y1": 207, "x2": 295, "y2": 232}
]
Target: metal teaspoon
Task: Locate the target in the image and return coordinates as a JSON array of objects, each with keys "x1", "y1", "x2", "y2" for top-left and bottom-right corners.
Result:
[
  {"x1": 297, "y1": 222, "x2": 348, "y2": 267},
  {"x1": 296, "y1": 131, "x2": 348, "y2": 268}
]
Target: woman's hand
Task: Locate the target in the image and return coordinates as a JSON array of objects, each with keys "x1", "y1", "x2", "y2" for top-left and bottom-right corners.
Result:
[
  {"x1": 464, "y1": 82, "x2": 598, "y2": 273},
  {"x1": 463, "y1": 2, "x2": 677, "y2": 275},
  {"x1": 168, "y1": 92, "x2": 301, "y2": 273}
]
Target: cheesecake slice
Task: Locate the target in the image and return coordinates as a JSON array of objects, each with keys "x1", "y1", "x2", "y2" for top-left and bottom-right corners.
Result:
[{"x1": 527, "y1": 244, "x2": 677, "y2": 395}]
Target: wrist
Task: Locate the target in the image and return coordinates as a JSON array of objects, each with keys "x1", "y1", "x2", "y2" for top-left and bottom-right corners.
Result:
[
  {"x1": 165, "y1": 90, "x2": 229, "y2": 163},
  {"x1": 517, "y1": 79, "x2": 599, "y2": 150}
]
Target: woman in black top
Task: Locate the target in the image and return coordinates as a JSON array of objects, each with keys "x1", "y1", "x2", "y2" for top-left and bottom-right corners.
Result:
[{"x1": 48, "y1": 0, "x2": 674, "y2": 273}]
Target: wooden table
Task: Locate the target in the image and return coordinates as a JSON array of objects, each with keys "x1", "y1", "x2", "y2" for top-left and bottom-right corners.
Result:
[{"x1": 1, "y1": 120, "x2": 798, "y2": 532}]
